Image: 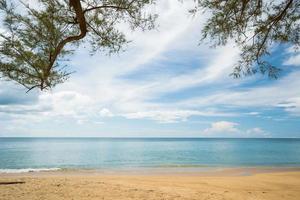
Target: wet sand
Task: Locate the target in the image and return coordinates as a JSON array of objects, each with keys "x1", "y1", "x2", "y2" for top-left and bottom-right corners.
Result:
[{"x1": 1, "y1": 168, "x2": 300, "y2": 200}]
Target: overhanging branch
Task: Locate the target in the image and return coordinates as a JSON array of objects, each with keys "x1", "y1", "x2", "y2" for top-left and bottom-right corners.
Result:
[{"x1": 45, "y1": 0, "x2": 87, "y2": 88}]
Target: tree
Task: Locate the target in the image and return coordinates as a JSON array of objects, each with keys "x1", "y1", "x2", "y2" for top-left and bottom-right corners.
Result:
[
  {"x1": 192, "y1": 0, "x2": 300, "y2": 78},
  {"x1": 1, "y1": 1, "x2": 299, "y2": 92},
  {"x1": 0, "y1": 0, "x2": 156, "y2": 91}
]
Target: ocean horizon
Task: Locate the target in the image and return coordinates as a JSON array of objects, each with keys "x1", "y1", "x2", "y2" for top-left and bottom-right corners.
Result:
[{"x1": 1, "y1": 137, "x2": 300, "y2": 173}]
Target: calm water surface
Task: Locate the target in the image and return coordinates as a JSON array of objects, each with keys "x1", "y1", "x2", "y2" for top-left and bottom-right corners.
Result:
[{"x1": 1, "y1": 138, "x2": 300, "y2": 171}]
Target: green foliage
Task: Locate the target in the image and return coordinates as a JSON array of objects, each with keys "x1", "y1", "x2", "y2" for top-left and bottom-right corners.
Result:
[
  {"x1": 192, "y1": 0, "x2": 300, "y2": 78},
  {"x1": 0, "y1": 0, "x2": 156, "y2": 91}
]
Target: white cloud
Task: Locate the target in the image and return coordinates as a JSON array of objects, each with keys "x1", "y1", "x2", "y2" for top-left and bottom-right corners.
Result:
[
  {"x1": 283, "y1": 46, "x2": 300, "y2": 66},
  {"x1": 180, "y1": 70, "x2": 300, "y2": 116},
  {"x1": 246, "y1": 112, "x2": 260, "y2": 116},
  {"x1": 245, "y1": 128, "x2": 270, "y2": 137},
  {"x1": 122, "y1": 110, "x2": 235, "y2": 123},
  {"x1": 138, "y1": 43, "x2": 240, "y2": 95},
  {"x1": 203, "y1": 121, "x2": 239, "y2": 135},
  {"x1": 99, "y1": 108, "x2": 114, "y2": 117},
  {"x1": 284, "y1": 54, "x2": 300, "y2": 66},
  {"x1": 39, "y1": 91, "x2": 93, "y2": 117},
  {"x1": 276, "y1": 97, "x2": 300, "y2": 116},
  {"x1": 202, "y1": 121, "x2": 269, "y2": 138}
]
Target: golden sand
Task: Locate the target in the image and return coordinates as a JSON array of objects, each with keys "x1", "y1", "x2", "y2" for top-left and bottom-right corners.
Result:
[{"x1": 1, "y1": 169, "x2": 300, "y2": 200}]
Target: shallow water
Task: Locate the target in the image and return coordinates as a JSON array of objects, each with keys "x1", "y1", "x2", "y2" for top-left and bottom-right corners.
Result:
[{"x1": 1, "y1": 138, "x2": 300, "y2": 171}]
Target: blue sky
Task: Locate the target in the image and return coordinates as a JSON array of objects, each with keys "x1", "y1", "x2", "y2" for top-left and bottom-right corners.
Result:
[{"x1": 0, "y1": 0, "x2": 300, "y2": 138}]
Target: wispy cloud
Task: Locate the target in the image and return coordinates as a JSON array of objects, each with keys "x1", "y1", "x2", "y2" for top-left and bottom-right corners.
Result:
[
  {"x1": 283, "y1": 46, "x2": 300, "y2": 66},
  {"x1": 122, "y1": 110, "x2": 235, "y2": 123},
  {"x1": 179, "y1": 71, "x2": 300, "y2": 116}
]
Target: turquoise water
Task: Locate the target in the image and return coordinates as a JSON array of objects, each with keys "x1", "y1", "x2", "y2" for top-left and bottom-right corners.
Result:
[{"x1": 1, "y1": 138, "x2": 300, "y2": 172}]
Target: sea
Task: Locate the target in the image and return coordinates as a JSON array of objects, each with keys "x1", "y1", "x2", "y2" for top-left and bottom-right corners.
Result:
[{"x1": 1, "y1": 138, "x2": 300, "y2": 173}]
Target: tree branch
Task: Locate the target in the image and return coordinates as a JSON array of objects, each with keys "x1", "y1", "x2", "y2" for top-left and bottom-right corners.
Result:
[
  {"x1": 45, "y1": 0, "x2": 87, "y2": 88},
  {"x1": 83, "y1": 0, "x2": 136, "y2": 14},
  {"x1": 255, "y1": 0, "x2": 294, "y2": 62}
]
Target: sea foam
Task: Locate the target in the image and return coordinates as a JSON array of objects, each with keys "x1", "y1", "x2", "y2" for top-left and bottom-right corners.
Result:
[{"x1": 0, "y1": 168, "x2": 61, "y2": 173}]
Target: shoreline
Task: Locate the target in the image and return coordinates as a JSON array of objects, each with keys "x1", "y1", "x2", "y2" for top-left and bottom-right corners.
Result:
[{"x1": 1, "y1": 166, "x2": 300, "y2": 177}]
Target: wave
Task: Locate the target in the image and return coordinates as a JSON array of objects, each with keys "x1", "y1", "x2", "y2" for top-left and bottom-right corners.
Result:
[{"x1": 0, "y1": 168, "x2": 61, "y2": 173}]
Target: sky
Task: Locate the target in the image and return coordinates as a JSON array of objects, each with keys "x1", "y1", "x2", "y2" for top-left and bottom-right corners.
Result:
[{"x1": 0, "y1": 0, "x2": 300, "y2": 138}]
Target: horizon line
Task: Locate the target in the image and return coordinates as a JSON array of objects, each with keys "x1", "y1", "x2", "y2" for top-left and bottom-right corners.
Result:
[{"x1": 0, "y1": 136, "x2": 300, "y2": 139}]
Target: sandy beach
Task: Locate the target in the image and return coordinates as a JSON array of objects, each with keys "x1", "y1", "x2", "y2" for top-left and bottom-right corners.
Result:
[{"x1": 1, "y1": 168, "x2": 300, "y2": 200}]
